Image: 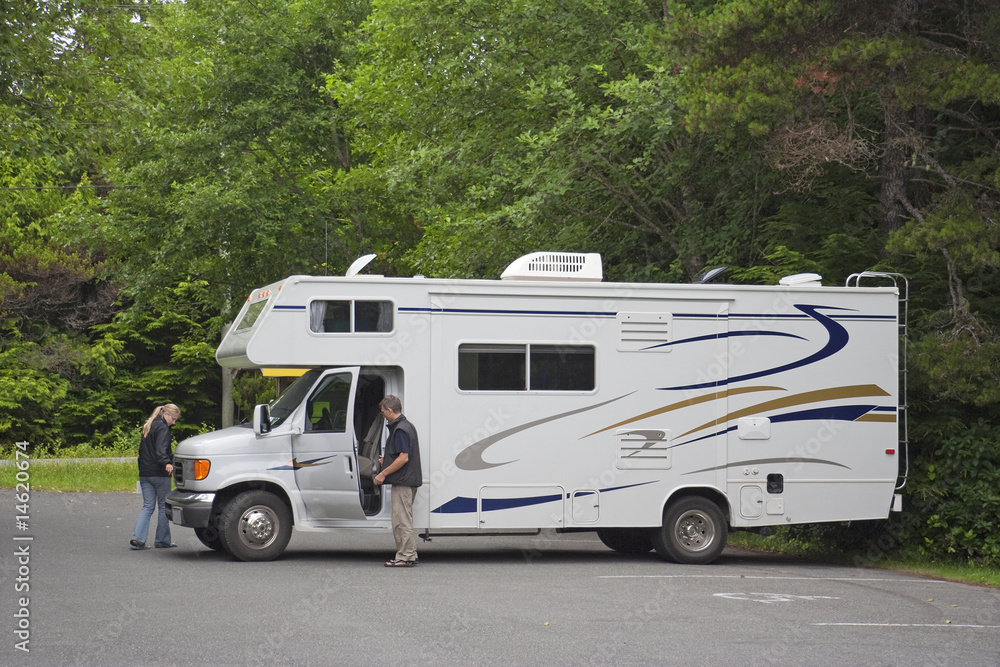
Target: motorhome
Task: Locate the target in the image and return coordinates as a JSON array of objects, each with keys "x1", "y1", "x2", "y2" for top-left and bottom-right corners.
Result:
[{"x1": 166, "y1": 252, "x2": 905, "y2": 563}]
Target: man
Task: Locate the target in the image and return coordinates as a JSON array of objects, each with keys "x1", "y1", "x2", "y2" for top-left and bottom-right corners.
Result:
[{"x1": 373, "y1": 395, "x2": 422, "y2": 567}]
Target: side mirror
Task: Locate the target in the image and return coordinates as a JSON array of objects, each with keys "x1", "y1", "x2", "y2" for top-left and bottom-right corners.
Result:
[{"x1": 253, "y1": 404, "x2": 272, "y2": 436}]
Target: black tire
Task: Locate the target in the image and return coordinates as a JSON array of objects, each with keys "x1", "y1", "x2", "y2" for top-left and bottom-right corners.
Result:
[
  {"x1": 597, "y1": 528, "x2": 654, "y2": 555},
  {"x1": 194, "y1": 524, "x2": 226, "y2": 553},
  {"x1": 217, "y1": 490, "x2": 293, "y2": 562},
  {"x1": 652, "y1": 497, "x2": 728, "y2": 564}
]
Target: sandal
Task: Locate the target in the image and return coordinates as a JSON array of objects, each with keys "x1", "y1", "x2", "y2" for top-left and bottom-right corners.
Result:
[
  {"x1": 129, "y1": 539, "x2": 149, "y2": 551},
  {"x1": 384, "y1": 559, "x2": 415, "y2": 567},
  {"x1": 155, "y1": 543, "x2": 178, "y2": 549}
]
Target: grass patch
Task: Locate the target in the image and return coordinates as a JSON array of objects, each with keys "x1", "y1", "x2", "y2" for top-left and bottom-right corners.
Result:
[
  {"x1": 729, "y1": 531, "x2": 1000, "y2": 588},
  {"x1": 1, "y1": 429, "x2": 141, "y2": 492},
  {"x1": 868, "y1": 559, "x2": 1000, "y2": 588},
  {"x1": 0, "y1": 436, "x2": 140, "y2": 461},
  {"x1": 0, "y1": 459, "x2": 139, "y2": 493},
  {"x1": 728, "y1": 529, "x2": 823, "y2": 558}
]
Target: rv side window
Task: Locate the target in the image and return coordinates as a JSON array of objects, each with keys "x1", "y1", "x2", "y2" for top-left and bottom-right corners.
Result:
[
  {"x1": 317, "y1": 301, "x2": 351, "y2": 332},
  {"x1": 459, "y1": 344, "x2": 526, "y2": 391},
  {"x1": 530, "y1": 345, "x2": 595, "y2": 391},
  {"x1": 458, "y1": 344, "x2": 595, "y2": 391},
  {"x1": 236, "y1": 300, "x2": 267, "y2": 332},
  {"x1": 355, "y1": 301, "x2": 392, "y2": 332},
  {"x1": 309, "y1": 300, "x2": 394, "y2": 333}
]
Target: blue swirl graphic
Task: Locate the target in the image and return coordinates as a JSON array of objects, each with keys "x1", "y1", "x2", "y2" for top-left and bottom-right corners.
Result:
[{"x1": 659, "y1": 304, "x2": 853, "y2": 391}]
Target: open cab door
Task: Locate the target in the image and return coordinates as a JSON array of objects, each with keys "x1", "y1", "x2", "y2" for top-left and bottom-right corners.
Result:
[{"x1": 289, "y1": 367, "x2": 367, "y2": 521}]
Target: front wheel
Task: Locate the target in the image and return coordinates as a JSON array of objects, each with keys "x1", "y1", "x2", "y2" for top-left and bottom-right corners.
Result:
[
  {"x1": 652, "y1": 497, "x2": 728, "y2": 564},
  {"x1": 218, "y1": 490, "x2": 293, "y2": 562}
]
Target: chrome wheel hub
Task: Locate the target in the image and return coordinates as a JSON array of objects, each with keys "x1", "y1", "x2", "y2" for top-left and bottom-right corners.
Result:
[
  {"x1": 675, "y1": 510, "x2": 715, "y2": 552},
  {"x1": 238, "y1": 505, "x2": 278, "y2": 549}
]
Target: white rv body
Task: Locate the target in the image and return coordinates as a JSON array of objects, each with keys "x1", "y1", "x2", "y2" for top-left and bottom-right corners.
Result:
[{"x1": 167, "y1": 253, "x2": 902, "y2": 563}]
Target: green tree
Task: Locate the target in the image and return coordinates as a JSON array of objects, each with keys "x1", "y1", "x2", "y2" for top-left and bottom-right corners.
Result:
[
  {"x1": 90, "y1": 281, "x2": 223, "y2": 440},
  {"x1": 1, "y1": 0, "x2": 140, "y2": 447},
  {"x1": 663, "y1": 0, "x2": 1000, "y2": 233},
  {"x1": 105, "y1": 0, "x2": 409, "y2": 319},
  {"x1": 663, "y1": 0, "x2": 1000, "y2": 564},
  {"x1": 338, "y1": 0, "x2": 776, "y2": 281}
]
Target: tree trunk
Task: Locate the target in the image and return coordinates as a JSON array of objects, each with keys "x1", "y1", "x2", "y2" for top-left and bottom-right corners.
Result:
[
  {"x1": 879, "y1": 101, "x2": 910, "y2": 236},
  {"x1": 878, "y1": 0, "x2": 920, "y2": 236}
]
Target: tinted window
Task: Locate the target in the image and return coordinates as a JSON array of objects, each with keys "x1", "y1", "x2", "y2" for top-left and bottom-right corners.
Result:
[
  {"x1": 530, "y1": 345, "x2": 595, "y2": 391},
  {"x1": 355, "y1": 301, "x2": 393, "y2": 332},
  {"x1": 309, "y1": 300, "x2": 393, "y2": 333},
  {"x1": 459, "y1": 344, "x2": 595, "y2": 391},
  {"x1": 459, "y1": 344, "x2": 526, "y2": 391}
]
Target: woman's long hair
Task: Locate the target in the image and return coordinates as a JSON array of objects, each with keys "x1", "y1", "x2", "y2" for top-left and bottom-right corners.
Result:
[{"x1": 142, "y1": 404, "x2": 181, "y2": 437}]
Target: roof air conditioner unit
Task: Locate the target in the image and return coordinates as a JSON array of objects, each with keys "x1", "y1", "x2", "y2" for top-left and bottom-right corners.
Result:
[
  {"x1": 500, "y1": 252, "x2": 603, "y2": 282},
  {"x1": 779, "y1": 273, "x2": 823, "y2": 287}
]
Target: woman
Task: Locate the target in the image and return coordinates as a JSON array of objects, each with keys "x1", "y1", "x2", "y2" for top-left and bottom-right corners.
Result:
[{"x1": 129, "y1": 403, "x2": 181, "y2": 550}]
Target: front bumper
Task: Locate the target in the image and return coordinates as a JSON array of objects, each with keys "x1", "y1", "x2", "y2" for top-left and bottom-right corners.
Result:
[{"x1": 165, "y1": 490, "x2": 216, "y2": 528}]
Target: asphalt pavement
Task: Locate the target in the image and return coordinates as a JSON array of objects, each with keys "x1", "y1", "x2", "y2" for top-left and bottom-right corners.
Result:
[{"x1": 2, "y1": 490, "x2": 998, "y2": 666}]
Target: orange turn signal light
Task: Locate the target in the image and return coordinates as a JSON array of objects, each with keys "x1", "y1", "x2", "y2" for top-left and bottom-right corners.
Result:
[{"x1": 193, "y1": 459, "x2": 211, "y2": 481}]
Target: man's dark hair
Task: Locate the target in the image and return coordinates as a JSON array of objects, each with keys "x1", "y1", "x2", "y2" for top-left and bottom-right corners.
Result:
[{"x1": 379, "y1": 395, "x2": 402, "y2": 413}]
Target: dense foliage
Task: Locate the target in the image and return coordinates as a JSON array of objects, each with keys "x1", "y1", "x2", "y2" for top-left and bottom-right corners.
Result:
[{"x1": 2, "y1": 0, "x2": 997, "y2": 565}]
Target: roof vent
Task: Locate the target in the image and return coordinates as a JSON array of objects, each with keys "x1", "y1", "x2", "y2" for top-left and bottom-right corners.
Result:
[
  {"x1": 346, "y1": 253, "x2": 377, "y2": 277},
  {"x1": 694, "y1": 266, "x2": 728, "y2": 284},
  {"x1": 501, "y1": 252, "x2": 603, "y2": 282},
  {"x1": 779, "y1": 273, "x2": 823, "y2": 287}
]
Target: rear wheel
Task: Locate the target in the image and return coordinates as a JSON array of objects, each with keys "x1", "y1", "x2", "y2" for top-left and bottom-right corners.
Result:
[
  {"x1": 218, "y1": 490, "x2": 292, "y2": 562},
  {"x1": 597, "y1": 529, "x2": 654, "y2": 555},
  {"x1": 652, "y1": 497, "x2": 728, "y2": 564}
]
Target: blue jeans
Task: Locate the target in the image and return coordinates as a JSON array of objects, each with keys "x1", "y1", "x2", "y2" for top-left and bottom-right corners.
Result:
[{"x1": 132, "y1": 476, "x2": 172, "y2": 547}]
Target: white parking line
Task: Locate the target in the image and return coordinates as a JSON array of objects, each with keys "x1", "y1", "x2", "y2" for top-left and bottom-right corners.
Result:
[
  {"x1": 599, "y1": 575, "x2": 950, "y2": 583},
  {"x1": 814, "y1": 623, "x2": 1000, "y2": 629},
  {"x1": 715, "y1": 592, "x2": 841, "y2": 603}
]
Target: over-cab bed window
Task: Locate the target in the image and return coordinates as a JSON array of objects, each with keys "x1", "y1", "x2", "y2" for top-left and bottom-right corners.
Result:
[
  {"x1": 235, "y1": 300, "x2": 268, "y2": 332},
  {"x1": 458, "y1": 344, "x2": 595, "y2": 391},
  {"x1": 309, "y1": 300, "x2": 394, "y2": 333}
]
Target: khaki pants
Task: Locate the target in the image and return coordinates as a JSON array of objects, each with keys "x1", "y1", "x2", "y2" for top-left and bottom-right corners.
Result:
[{"x1": 390, "y1": 485, "x2": 417, "y2": 562}]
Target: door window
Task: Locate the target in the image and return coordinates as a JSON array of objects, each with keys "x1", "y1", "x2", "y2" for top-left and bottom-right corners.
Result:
[{"x1": 305, "y1": 372, "x2": 352, "y2": 432}]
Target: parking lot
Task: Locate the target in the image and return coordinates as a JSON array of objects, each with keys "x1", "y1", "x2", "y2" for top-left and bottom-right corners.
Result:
[{"x1": 2, "y1": 491, "x2": 998, "y2": 666}]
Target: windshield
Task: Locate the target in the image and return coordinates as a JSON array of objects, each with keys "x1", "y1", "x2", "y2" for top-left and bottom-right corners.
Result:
[{"x1": 268, "y1": 370, "x2": 323, "y2": 427}]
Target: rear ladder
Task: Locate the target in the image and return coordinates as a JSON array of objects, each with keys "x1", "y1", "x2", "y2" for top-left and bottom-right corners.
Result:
[{"x1": 846, "y1": 271, "x2": 909, "y2": 490}]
